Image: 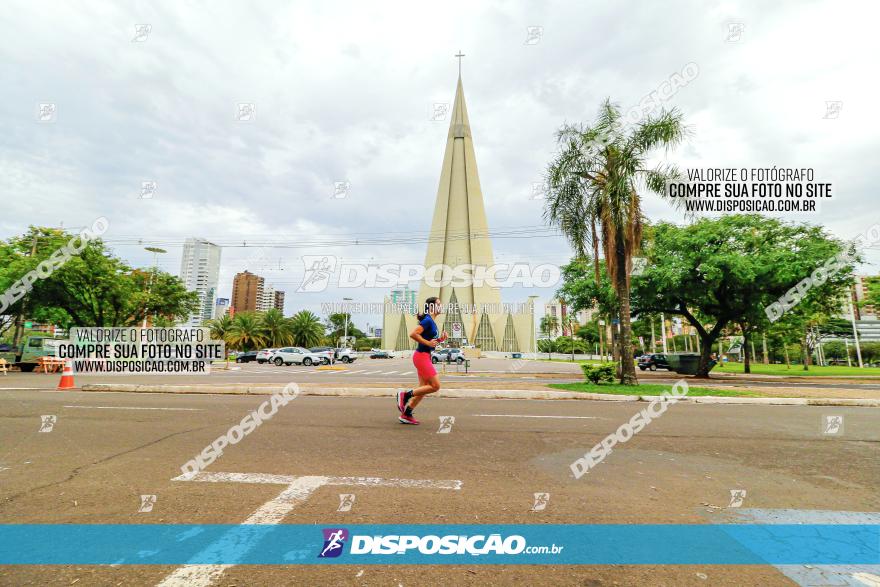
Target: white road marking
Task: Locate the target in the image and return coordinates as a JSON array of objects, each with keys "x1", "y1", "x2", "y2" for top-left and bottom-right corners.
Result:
[
  {"x1": 853, "y1": 573, "x2": 880, "y2": 587},
  {"x1": 157, "y1": 476, "x2": 327, "y2": 587},
  {"x1": 383, "y1": 371, "x2": 398, "y2": 375},
  {"x1": 473, "y1": 414, "x2": 601, "y2": 420},
  {"x1": 160, "y1": 471, "x2": 462, "y2": 586},
  {"x1": 63, "y1": 405, "x2": 203, "y2": 411},
  {"x1": 364, "y1": 370, "x2": 382, "y2": 375},
  {"x1": 326, "y1": 476, "x2": 462, "y2": 490},
  {"x1": 402, "y1": 371, "x2": 414, "y2": 375}
]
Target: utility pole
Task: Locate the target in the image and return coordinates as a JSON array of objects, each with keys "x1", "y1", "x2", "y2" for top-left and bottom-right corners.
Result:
[
  {"x1": 143, "y1": 247, "x2": 166, "y2": 328},
  {"x1": 660, "y1": 312, "x2": 669, "y2": 354},
  {"x1": 848, "y1": 286, "x2": 863, "y2": 368},
  {"x1": 342, "y1": 297, "x2": 353, "y2": 349}
]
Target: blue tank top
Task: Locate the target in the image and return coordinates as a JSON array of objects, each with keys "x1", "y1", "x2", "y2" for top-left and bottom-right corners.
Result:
[{"x1": 416, "y1": 314, "x2": 438, "y2": 353}]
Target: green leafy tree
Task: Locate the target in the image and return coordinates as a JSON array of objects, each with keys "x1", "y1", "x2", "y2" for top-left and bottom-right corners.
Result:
[
  {"x1": 631, "y1": 215, "x2": 856, "y2": 376},
  {"x1": 325, "y1": 312, "x2": 365, "y2": 345},
  {"x1": 821, "y1": 340, "x2": 847, "y2": 361},
  {"x1": 545, "y1": 100, "x2": 687, "y2": 383},
  {"x1": 1, "y1": 227, "x2": 198, "y2": 331}
]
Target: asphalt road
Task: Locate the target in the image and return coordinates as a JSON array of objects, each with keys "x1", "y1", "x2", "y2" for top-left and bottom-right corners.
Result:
[
  {"x1": 1, "y1": 387, "x2": 878, "y2": 586},
  {"x1": 4, "y1": 357, "x2": 880, "y2": 395}
]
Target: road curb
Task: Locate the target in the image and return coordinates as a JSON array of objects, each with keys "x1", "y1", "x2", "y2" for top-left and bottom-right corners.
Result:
[{"x1": 78, "y1": 384, "x2": 880, "y2": 406}]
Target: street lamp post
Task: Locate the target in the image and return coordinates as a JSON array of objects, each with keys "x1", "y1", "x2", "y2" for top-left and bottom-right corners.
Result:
[
  {"x1": 342, "y1": 297, "x2": 353, "y2": 349},
  {"x1": 847, "y1": 286, "x2": 864, "y2": 368},
  {"x1": 143, "y1": 247, "x2": 166, "y2": 328}
]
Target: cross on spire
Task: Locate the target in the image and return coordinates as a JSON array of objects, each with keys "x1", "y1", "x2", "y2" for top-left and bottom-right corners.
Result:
[{"x1": 455, "y1": 50, "x2": 465, "y2": 77}]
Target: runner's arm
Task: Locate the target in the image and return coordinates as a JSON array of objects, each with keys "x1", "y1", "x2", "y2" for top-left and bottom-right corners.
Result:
[{"x1": 410, "y1": 325, "x2": 438, "y2": 348}]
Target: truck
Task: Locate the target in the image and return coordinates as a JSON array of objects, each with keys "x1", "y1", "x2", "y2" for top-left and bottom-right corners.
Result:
[{"x1": 0, "y1": 335, "x2": 65, "y2": 372}]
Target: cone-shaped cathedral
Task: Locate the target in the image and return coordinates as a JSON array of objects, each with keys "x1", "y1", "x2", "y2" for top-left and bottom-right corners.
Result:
[{"x1": 382, "y1": 70, "x2": 534, "y2": 353}]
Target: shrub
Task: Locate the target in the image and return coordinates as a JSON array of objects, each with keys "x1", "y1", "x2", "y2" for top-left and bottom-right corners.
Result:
[{"x1": 581, "y1": 362, "x2": 616, "y2": 384}]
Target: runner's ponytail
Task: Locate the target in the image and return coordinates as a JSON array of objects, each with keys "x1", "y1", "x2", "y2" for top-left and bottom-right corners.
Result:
[{"x1": 416, "y1": 296, "x2": 440, "y2": 320}]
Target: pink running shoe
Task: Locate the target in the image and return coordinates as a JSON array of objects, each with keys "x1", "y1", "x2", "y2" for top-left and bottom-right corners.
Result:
[
  {"x1": 397, "y1": 390, "x2": 409, "y2": 413},
  {"x1": 398, "y1": 413, "x2": 420, "y2": 425}
]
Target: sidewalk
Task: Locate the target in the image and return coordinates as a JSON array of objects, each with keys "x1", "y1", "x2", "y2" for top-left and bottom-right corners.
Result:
[{"x1": 79, "y1": 383, "x2": 880, "y2": 407}]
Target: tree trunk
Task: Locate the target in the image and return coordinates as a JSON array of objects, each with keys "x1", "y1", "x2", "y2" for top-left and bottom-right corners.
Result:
[
  {"x1": 694, "y1": 334, "x2": 716, "y2": 378},
  {"x1": 614, "y1": 248, "x2": 638, "y2": 385},
  {"x1": 742, "y1": 327, "x2": 751, "y2": 374},
  {"x1": 801, "y1": 333, "x2": 810, "y2": 371},
  {"x1": 784, "y1": 344, "x2": 791, "y2": 369}
]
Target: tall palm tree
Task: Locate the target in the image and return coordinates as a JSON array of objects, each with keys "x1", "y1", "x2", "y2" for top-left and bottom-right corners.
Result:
[
  {"x1": 261, "y1": 308, "x2": 294, "y2": 348},
  {"x1": 540, "y1": 315, "x2": 560, "y2": 338},
  {"x1": 545, "y1": 99, "x2": 687, "y2": 384},
  {"x1": 226, "y1": 312, "x2": 267, "y2": 351},
  {"x1": 289, "y1": 310, "x2": 325, "y2": 348},
  {"x1": 205, "y1": 314, "x2": 235, "y2": 358}
]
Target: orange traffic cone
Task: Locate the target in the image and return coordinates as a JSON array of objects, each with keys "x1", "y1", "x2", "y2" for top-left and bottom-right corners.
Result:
[{"x1": 57, "y1": 359, "x2": 76, "y2": 390}]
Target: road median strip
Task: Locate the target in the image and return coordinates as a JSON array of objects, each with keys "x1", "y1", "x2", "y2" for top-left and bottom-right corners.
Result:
[{"x1": 78, "y1": 383, "x2": 880, "y2": 406}]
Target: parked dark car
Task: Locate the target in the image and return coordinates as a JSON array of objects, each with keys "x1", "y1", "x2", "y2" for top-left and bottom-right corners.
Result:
[
  {"x1": 235, "y1": 351, "x2": 258, "y2": 363},
  {"x1": 638, "y1": 353, "x2": 670, "y2": 371},
  {"x1": 370, "y1": 350, "x2": 393, "y2": 359}
]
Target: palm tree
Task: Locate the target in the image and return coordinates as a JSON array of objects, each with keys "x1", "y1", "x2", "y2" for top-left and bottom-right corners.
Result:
[
  {"x1": 545, "y1": 99, "x2": 687, "y2": 384},
  {"x1": 540, "y1": 315, "x2": 560, "y2": 338},
  {"x1": 226, "y1": 312, "x2": 267, "y2": 351},
  {"x1": 261, "y1": 308, "x2": 294, "y2": 348},
  {"x1": 205, "y1": 314, "x2": 235, "y2": 359},
  {"x1": 289, "y1": 310, "x2": 325, "y2": 348}
]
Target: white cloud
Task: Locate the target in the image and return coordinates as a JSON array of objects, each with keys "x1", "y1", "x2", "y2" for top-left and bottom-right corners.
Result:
[{"x1": 1, "y1": 0, "x2": 878, "y2": 325}]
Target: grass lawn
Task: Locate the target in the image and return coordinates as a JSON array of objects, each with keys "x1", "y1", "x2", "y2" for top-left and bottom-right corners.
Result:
[
  {"x1": 548, "y1": 382, "x2": 754, "y2": 397},
  {"x1": 540, "y1": 358, "x2": 880, "y2": 377},
  {"x1": 712, "y1": 362, "x2": 880, "y2": 377},
  {"x1": 539, "y1": 358, "x2": 607, "y2": 365}
]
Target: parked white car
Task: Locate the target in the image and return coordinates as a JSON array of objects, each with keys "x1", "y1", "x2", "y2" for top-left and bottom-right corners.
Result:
[
  {"x1": 269, "y1": 347, "x2": 327, "y2": 366},
  {"x1": 336, "y1": 348, "x2": 358, "y2": 363},
  {"x1": 256, "y1": 348, "x2": 277, "y2": 364}
]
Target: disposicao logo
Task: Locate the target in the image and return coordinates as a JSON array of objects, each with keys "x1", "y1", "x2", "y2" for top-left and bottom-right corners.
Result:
[{"x1": 318, "y1": 528, "x2": 349, "y2": 558}]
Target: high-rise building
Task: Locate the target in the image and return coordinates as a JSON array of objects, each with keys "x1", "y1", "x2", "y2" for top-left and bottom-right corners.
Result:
[
  {"x1": 258, "y1": 284, "x2": 276, "y2": 312},
  {"x1": 273, "y1": 290, "x2": 285, "y2": 312},
  {"x1": 231, "y1": 271, "x2": 264, "y2": 313},
  {"x1": 382, "y1": 72, "x2": 533, "y2": 352},
  {"x1": 852, "y1": 275, "x2": 878, "y2": 320},
  {"x1": 179, "y1": 238, "x2": 222, "y2": 327},
  {"x1": 390, "y1": 287, "x2": 417, "y2": 313},
  {"x1": 544, "y1": 299, "x2": 596, "y2": 336},
  {"x1": 214, "y1": 298, "x2": 230, "y2": 319}
]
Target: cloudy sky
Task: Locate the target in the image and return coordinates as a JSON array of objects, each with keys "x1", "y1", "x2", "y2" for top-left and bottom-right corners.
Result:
[{"x1": 2, "y1": 0, "x2": 878, "y2": 328}]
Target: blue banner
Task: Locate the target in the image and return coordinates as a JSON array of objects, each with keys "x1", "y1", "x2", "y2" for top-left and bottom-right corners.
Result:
[{"x1": 1, "y1": 524, "x2": 877, "y2": 565}]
